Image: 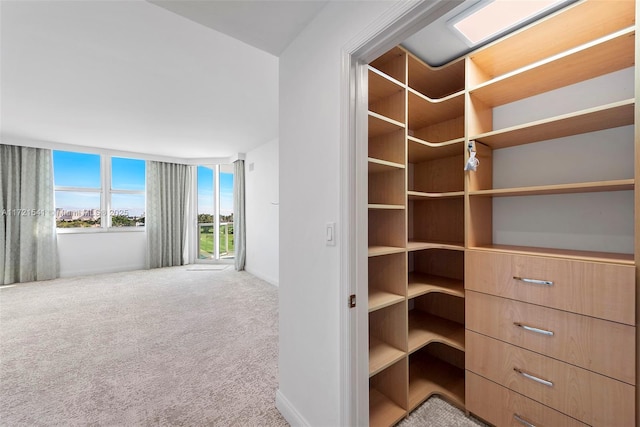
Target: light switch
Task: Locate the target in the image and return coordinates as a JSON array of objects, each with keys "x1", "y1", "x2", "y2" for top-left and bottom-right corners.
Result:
[{"x1": 326, "y1": 222, "x2": 336, "y2": 246}]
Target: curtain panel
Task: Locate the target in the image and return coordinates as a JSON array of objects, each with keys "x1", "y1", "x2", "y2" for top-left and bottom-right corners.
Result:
[
  {"x1": 0, "y1": 144, "x2": 58, "y2": 285},
  {"x1": 233, "y1": 160, "x2": 246, "y2": 271},
  {"x1": 146, "y1": 161, "x2": 191, "y2": 269}
]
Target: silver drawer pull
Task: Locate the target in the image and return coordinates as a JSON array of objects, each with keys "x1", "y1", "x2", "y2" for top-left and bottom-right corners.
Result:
[
  {"x1": 514, "y1": 414, "x2": 537, "y2": 427},
  {"x1": 513, "y1": 276, "x2": 553, "y2": 286},
  {"x1": 514, "y1": 322, "x2": 554, "y2": 336},
  {"x1": 514, "y1": 367, "x2": 553, "y2": 387}
]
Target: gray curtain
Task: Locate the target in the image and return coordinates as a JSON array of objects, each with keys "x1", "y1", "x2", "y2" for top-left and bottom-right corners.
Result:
[
  {"x1": 0, "y1": 144, "x2": 58, "y2": 285},
  {"x1": 146, "y1": 161, "x2": 191, "y2": 269},
  {"x1": 233, "y1": 160, "x2": 246, "y2": 271}
]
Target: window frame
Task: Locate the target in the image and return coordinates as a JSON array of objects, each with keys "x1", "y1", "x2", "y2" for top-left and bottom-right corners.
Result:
[{"x1": 54, "y1": 151, "x2": 146, "y2": 233}]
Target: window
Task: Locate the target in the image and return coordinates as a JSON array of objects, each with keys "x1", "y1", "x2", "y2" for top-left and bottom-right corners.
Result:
[
  {"x1": 197, "y1": 164, "x2": 234, "y2": 260},
  {"x1": 53, "y1": 151, "x2": 145, "y2": 229}
]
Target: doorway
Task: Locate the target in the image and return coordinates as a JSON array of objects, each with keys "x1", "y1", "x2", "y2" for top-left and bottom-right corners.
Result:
[{"x1": 196, "y1": 164, "x2": 235, "y2": 262}]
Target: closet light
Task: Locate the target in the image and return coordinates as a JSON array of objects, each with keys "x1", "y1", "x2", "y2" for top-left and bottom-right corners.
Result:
[{"x1": 451, "y1": 0, "x2": 566, "y2": 46}]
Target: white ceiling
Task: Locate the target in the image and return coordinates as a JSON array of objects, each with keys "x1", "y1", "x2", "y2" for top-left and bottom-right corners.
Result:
[
  {"x1": 148, "y1": 0, "x2": 329, "y2": 57},
  {"x1": 1, "y1": 0, "x2": 321, "y2": 159},
  {"x1": 0, "y1": 0, "x2": 569, "y2": 159}
]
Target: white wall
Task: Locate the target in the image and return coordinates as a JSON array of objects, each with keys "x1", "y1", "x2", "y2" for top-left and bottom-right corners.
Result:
[
  {"x1": 278, "y1": 2, "x2": 396, "y2": 426},
  {"x1": 491, "y1": 68, "x2": 635, "y2": 254},
  {"x1": 245, "y1": 138, "x2": 279, "y2": 285},
  {"x1": 57, "y1": 231, "x2": 147, "y2": 277}
]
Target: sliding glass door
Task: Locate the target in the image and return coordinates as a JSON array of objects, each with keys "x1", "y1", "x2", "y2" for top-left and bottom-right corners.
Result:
[{"x1": 197, "y1": 164, "x2": 234, "y2": 261}]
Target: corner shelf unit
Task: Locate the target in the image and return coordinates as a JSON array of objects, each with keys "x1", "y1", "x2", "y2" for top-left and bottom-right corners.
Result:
[{"x1": 366, "y1": 1, "x2": 638, "y2": 426}]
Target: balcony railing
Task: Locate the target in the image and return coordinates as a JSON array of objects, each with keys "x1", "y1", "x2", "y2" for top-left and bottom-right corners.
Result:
[{"x1": 198, "y1": 222, "x2": 234, "y2": 259}]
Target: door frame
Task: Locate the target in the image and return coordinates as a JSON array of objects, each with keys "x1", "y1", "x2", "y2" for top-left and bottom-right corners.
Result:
[{"x1": 338, "y1": 1, "x2": 464, "y2": 424}]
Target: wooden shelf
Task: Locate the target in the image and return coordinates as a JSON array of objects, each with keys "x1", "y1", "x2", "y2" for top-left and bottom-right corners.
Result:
[
  {"x1": 472, "y1": 99, "x2": 635, "y2": 149},
  {"x1": 408, "y1": 311, "x2": 465, "y2": 354},
  {"x1": 407, "y1": 53, "x2": 465, "y2": 100},
  {"x1": 468, "y1": 245, "x2": 635, "y2": 266},
  {"x1": 407, "y1": 89, "x2": 465, "y2": 131},
  {"x1": 408, "y1": 190, "x2": 464, "y2": 200},
  {"x1": 369, "y1": 112, "x2": 405, "y2": 139},
  {"x1": 370, "y1": 46, "x2": 406, "y2": 84},
  {"x1": 407, "y1": 241, "x2": 464, "y2": 252},
  {"x1": 407, "y1": 136, "x2": 464, "y2": 162},
  {"x1": 408, "y1": 353, "x2": 465, "y2": 411},
  {"x1": 368, "y1": 157, "x2": 405, "y2": 174},
  {"x1": 369, "y1": 288, "x2": 405, "y2": 312},
  {"x1": 469, "y1": 0, "x2": 635, "y2": 82},
  {"x1": 369, "y1": 336, "x2": 406, "y2": 377},
  {"x1": 470, "y1": 27, "x2": 635, "y2": 107},
  {"x1": 369, "y1": 66, "x2": 404, "y2": 100},
  {"x1": 369, "y1": 388, "x2": 406, "y2": 427},
  {"x1": 368, "y1": 246, "x2": 405, "y2": 257},
  {"x1": 408, "y1": 273, "x2": 464, "y2": 299},
  {"x1": 470, "y1": 179, "x2": 634, "y2": 197},
  {"x1": 368, "y1": 204, "x2": 405, "y2": 210}
]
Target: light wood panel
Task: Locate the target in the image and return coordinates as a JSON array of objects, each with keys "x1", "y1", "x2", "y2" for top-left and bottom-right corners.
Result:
[
  {"x1": 368, "y1": 246, "x2": 405, "y2": 257},
  {"x1": 369, "y1": 209, "x2": 405, "y2": 249},
  {"x1": 368, "y1": 112, "x2": 404, "y2": 139},
  {"x1": 470, "y1": 179, "x2": 634, "y2": 197},
  {"x1": 368, "y1": 157, "x2": 404, "y2": 174},
  {"x1": 369, "y1": 388, "x2": 406, "y2": 427},
  {"x1": 410, "y1": 116, "x2": 465, "y2": 144},
  {"x1": 369, "y1": 302, "x2": 407, "y2": 376},
  {"x1": 466, "y1": 372, "x2": 589, "y2": 427},
  {"x1": 369, "y1": 168, "x2": 405, "y2": 205},
  {"x1": 369, "y1": 129, "x2": 405, "y2": 165},
  {"x1": 370, "y1": 358, "x2": 407, "y2": 427},
  {"x1": 407, "y1": 53, "x2": 465, "y2": 100},
  {"x1": 407, "y1": 90, "x2": 465, "y2": 132},
  {"x1": 412, "y1": 247, "x2": 464, "y2": 281},
  {"x1": 408, "y1": 311, "x2": 464, "y2": 354},
  {"x1": 470, "y1": 28, "x2": 635, "y2": 107},
  {"x1": 468, "y1": 0, "x2": 635, "y2": 83},
  {"x1": 369, "y1": 252, "x2": 406, "y2": 312},
  {"x1": 472, "y1": 99, "x2": 635, "y2": 149},
  {"x1": 466, "y1": 332, "x2": 635, "y2": 426},
  {"x1": 408, "y1": 273, "x2": 464, "y2": 299},
  {"x1": 470, "y1": 244, "x2": 635, "y2": 264},
  {"x1": 370, "y1": 46, "x2": 406, "y2": 84},
  {"x1": 465, "y1": 250, "x2": 636, "y2": 325},
  {"x1": 408, "y1": 352, "x2": 465, "y2": 411},
  {"x1": 407, "y1": 136, "x2": 463, "y2": 163},
  {"x1": 370, "y1": 89, "x2": 405, "y2": 124},
  {"x1": 410, "y1": 154, "x2": 464, "y2": 194},
  {"x1": 466, "y1": 291, "x2": 636, "y2": 384},
  {"x1": 410, "y1": 198, "x2": 464, "y2": 246}
]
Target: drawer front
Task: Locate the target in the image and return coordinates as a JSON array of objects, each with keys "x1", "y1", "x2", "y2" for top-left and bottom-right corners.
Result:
[
  {"x1": 466, "y1": 291, "x2": 635, "y2": 384},
  {"x1": 465, "y1": 250, "x2": 635, "y2": 325},
  {"x1": 466, "y1": 371, "x2": 588, "y2": 427},
  {"x1": 466, "y1": 331, "x2": 635, "y2": 426}
]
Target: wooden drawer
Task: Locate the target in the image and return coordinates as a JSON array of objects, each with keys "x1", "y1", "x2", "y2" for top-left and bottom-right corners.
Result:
[
  {"x1": 465, "y1": 250, "x2": 635, "y2": 325},
  {"x1": 466, "y1": 371, "x2": 588, "y2": 427},
  {"x1": 466, "y1": 291, "x2": 635, "y2": 384},
  {"x1": 466, "y1": 331, "x2": 635, "y2": 426}
]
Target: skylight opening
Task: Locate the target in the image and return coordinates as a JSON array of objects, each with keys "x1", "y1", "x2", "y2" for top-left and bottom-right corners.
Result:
[{"x1": 451, "y1": 0, "x2": 567, "y2": 46}]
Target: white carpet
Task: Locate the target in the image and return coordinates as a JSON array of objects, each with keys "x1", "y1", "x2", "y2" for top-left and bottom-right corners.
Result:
[{"x1": 0, "y1": 266, "x2": 287, "y2": 426}]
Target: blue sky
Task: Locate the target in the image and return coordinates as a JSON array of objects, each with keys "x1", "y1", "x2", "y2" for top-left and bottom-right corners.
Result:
[
  {"x1": 197, "y1": 166, "x2": 234, "y2": 216},
  {"x1": 53, "y1": 152, "x2": 233, "y2": 218}
]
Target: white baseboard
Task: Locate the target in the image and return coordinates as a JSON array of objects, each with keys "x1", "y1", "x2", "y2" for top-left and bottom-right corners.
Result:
[
  {"x1": 275, "y1": 389, "x2": 310, "y2": 427},
  {"x1": 245, "y1": 266, "x2": 279, "y2": 287},
  {"x1": 59, "y1": 263, "x2": 145, "y2": 278}
]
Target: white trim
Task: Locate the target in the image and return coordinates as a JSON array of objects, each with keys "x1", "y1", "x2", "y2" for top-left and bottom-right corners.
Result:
[
  {"x1": 244, "y1": 266, "x2": 279, "y2": 287},
  {"x1": 275, "y1": 389, "x2": 311, "y2": 427},
  {"x1": 338, "y1": 1, "x2": 464, "y2": 425}
]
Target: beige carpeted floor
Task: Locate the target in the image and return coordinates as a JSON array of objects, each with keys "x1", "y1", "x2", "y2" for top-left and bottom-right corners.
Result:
[
  {"x1": 0, "y1": 266, "x2": 287, "y2": 426},
  {"x1": 1, "y1": 266, "x2": 486, "y2": 427}
]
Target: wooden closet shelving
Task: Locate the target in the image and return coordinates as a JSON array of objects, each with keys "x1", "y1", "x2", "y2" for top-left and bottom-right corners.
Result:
[{"x1": 368, "y1": 1, "x2": 637, "y2": 425}]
